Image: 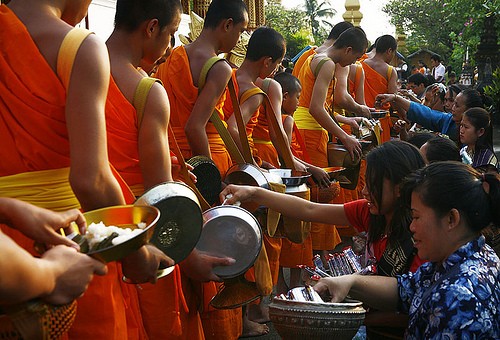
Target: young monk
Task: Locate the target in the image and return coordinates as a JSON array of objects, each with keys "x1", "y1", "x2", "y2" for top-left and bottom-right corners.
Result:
[
  {"x1": 155, "y1": 1, "x2": 249, "y2": 338},
  {"x1": 0, "y1": 1, "x2": 168, "y2": 339},
  {"x1": 294, "y1": 27, "x2": 367, "y2": 266},
  {"x1": 105, "y1": 1, "x2": 231, "y2": 339}
]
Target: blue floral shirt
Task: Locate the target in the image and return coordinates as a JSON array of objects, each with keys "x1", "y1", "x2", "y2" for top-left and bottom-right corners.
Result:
[{"x1": 397, "y1": 236, "x2": 499, "y2": 339}]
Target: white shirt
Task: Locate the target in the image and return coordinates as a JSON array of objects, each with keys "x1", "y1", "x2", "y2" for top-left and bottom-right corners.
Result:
[{"x1": 433, "y1": 63, "x2": 446, "y2": 82}]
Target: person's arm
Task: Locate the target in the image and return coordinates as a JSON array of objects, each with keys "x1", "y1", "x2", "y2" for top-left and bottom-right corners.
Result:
[
  {"x1": 66, "y1": 35, "x2": 125, "y2": 211},
  {"x1": 334, "y1": 65, "x2": 370, "y2": 117},
  {"x1": 353, "y1": 66, "x2": 366, "y2": 106},
  {"x1": 138, "y1": 82, "x2": 173, "y2": 190},
  {"x1": 309, "y1": 60, "x2": 361, "y2": 160},
  {"x1": 185, "y1": 61, "x2": 232, "y2": 157},
  {"x1": 221, "y1": 184, "x2": 350, "y2": 226},
  {"x1": 313, "y1": 274, "x2": 399, "y2": 311},
  {"x1": 0, "y1": 231, "x2": 107, "y2": 305},
  {"x1": 282, "y1": 115, "x2": 294, "y2": 144},
  {"x1": 0, "y1": 197, "x2": 85, "y2": 248},
  {"x1": 387, "y1": 66, "x2": 398, "y2": 94}
]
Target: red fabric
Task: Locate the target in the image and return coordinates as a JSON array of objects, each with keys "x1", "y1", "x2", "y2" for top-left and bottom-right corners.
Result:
[{"x1": 343, "y1": 199, "x2": 424, "y2": 272}]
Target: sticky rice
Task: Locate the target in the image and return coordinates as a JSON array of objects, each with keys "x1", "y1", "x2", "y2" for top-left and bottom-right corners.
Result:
[{"x1": 85, "y1": 221, "x2": 145, "y2": 249}]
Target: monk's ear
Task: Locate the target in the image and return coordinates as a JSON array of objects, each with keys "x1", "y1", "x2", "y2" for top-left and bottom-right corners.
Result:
[
  {"x1": 345, "y1": 46, "x2": 353, "y2": 55},
  {"x1": 283, "y1": 91, "x2": 289, "y2": 100},
  {"x1": 145, "y1": 19, "x2": 160, "y2": 37},
  {"x1": 222, "y1": 18, "x2": 234, "y2": 32}
]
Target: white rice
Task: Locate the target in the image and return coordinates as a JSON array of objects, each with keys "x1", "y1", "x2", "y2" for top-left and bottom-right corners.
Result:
[{"x1": 85, "y1": 221, "x2": 144, "y2": 248}]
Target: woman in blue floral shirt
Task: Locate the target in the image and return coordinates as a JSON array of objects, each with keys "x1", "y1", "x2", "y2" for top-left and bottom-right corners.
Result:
[{"x1": 314, "y1": 161, "x2": 499, "y2": 338}]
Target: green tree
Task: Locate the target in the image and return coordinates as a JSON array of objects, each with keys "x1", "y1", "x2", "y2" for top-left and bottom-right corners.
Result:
[
  {"x1": 303, "y1": 0, "x2": 335, "y2": 44},
  {"x1": 383, "y1": 0, "x2": 499, "y2": 73},
  {"x1": 265, "y1": 1, "x2": 313, "y2": 59}
]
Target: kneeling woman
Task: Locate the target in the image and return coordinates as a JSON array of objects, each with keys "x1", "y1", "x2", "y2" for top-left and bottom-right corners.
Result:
[{"x1": 314, "y1": 162, "x2": 500, "y2": 338}]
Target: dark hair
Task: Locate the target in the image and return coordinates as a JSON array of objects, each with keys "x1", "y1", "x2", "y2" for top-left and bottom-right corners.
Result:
[
  {"x1": 430, "y1": 54, "x2": 442, "y2": 63},
  {"x1": 407, "y1": 132, "x2": 435, "y2": 148},
  {"x1": 407, "y1": 73, "x2": 428, "y2": 87},
  {"x1": 246, "y1": 27, "x2": 285, "y2": 62},
  {"x1": 422, "y1": 136, "x2": 461, "y2": 163},
  {"x1": 204, "y1": 0, "x2": 248, "y2": 29},
  {"x1": 274, "y1": 72, "x2": 301, "y2": 94},
  {"x1": 327, "y1": 21, "x2": 354, "y2": 40},
  {"x1": 460, "y1": 88, "x2": 484, "y2": 110},
  {"x1": 448, "y1": 83, "x2": 465, "y2": 99},
  {"x1": 333, "y1": 27, "x2": 368, "y2": 53},
  {"x1": 425, "y1": 74, "x2": 436, "y2": 85},
  {"x1": 375, "y1": 35, "x2": 397, "y2": 53},
  {"x1": 463, "y1": 107, "x2": 493, "y2": 150},
  {"x1": 115, "y1": 0, "x2": 182, "y2": 31},
  {"x1": 365, "y1": 141, "x2": 425, "y2": 244},
  {"x1": 402, "y1": 161, "x2": 500, "y2": 232},
  {"x1": 425, "y1": 84, "x2": 446, "y2": 102}
]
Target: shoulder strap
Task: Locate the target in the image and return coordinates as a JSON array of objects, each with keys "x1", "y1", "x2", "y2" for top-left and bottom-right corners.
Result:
[
  {"x1": 57, "y1": 28, "x2": 93, "y2": 89},
  {"x1": 240, "y1": 87, "x2": 264, "y2": 105},
  {"x1": 313, "y1": 57, "x2": 331, "y2": 78},
  {"x1": 198, "y1": 56, "x2": 224, "y2": 92},
  {"x1": 133, "y1": 77, "x2": 163, "y2": 128},
  {"x1": 386, "y1": 65, "x2": 394, "y2": 80}
]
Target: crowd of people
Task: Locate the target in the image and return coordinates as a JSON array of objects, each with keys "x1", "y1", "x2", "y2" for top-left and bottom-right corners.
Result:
[{"x1": 0, "y1": 0, "x2": 498, "y2": 339}]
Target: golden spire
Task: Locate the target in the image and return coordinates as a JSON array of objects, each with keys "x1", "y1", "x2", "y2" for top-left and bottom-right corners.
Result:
[{"x1": 342, "y1": 0, "x2": 363, "y2": 27}]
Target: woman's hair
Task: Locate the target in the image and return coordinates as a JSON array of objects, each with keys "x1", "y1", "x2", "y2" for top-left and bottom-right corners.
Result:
[
  {"x1": 422, "y1": 136, "x2": 461, "y2": 163},
  {"x1": 402, "y1": 162, "x2": 500, "y2": 233},
  {"x1": 407, "y1": 132, "x2": 435, "y2": 149},
  {"x1": 463, "y1": 107, "x2": 493, "y2": 150},
  {"x1": 461, "y1": 88, "x2": 484, "y2": 110},
  {"x1": 365, "y1": 141, "x2": 425, "y2": 244},
  {"x1": 447, "y1": 84, "x2": 465, "y2": 99}
]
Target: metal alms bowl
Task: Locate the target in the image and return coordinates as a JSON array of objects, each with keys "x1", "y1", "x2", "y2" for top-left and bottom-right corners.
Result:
[
  {"x1": 224, "y1": 163, "x2": 270, "y2": 189},
  {"x1": 83, "y1": 205, "x2": 160, "y2": 263},
  {"x1": 269, "y1": 297, "x2": 366, "y2": 340},
  {"x1": 135, "y1": 181, "x2": 203, "y2": 264},
  {"x1": 269, "y1": 169, "x2": 311, "y2": 187},
  {"x1": 196, "y1": 205, "x2": 263, "y2": 279}
]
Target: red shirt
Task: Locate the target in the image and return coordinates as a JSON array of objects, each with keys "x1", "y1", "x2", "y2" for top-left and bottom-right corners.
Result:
[{"x1": 343, "y1": 199, "x2": 425, "y2": 273}]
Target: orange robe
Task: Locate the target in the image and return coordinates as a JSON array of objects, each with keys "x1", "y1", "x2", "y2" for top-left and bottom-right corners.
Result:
[
  {"x1": 279, "y1": 115, "x2": 313, "y2": 268},
  {"x1": 294, "y1": 55, "x2": 342, "y2": 251},
  {"x1": 156, "y1": 46, "x2": 242, "y2": 340},
  {"x1": 0, "y1": 6, "x2": 144, "y2": 339},
  {"x1": 105, "y1": 77, "x2": 204, "y2": 339},
  {"x1": 291, "y1": 47, "x2": 316, "y2": 78},
  {"x1": 361, "y1": 62, "x2": 393, "y2": 143}
]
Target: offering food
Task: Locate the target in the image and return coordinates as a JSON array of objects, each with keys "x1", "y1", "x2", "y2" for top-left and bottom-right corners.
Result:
[{"x1": 75, "y1": 221, "x2": 147, "y2": 253}]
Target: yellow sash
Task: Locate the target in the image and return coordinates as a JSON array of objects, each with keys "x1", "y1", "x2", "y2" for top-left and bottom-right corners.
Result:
[
  {"x1": 252, "y1": 138, "x2": 273, "y2": 145},
  {"x1": 0, "y1": 168, "x2": 80, "y2": 212},
  {"x1": 293, "y1": 106, "x2": 324, "y2": 131}
]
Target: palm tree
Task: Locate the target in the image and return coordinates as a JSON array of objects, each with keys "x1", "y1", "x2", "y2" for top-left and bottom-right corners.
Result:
[{"x1": 303, "y1": 0, "x2": 336, "y2": 43}]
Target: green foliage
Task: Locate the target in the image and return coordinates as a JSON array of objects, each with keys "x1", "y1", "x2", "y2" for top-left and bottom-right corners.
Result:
[
  {"x1": 302, "y1": 0, "x2": 335, "y2": 44},
  {"x1": 265, "y1": 2, "x2": 313, "y2": 59},
  {"x1": 484, "y1": 67, "x2": 500, "y2": 114},
  {"x1": 383, "y1": 0, "x2": 499, "y2": 74}
]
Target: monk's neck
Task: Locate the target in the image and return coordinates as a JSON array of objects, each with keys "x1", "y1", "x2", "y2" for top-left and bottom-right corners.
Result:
[
  {"x1": 238, "y1": 60, "x2": 261, "y2": 84},
  {"x1": 107, "y1": 31, "x2": 143, "y2": 68},
  {"x1": 193, "y1": 30, "x2": 223, "y2": 55}
]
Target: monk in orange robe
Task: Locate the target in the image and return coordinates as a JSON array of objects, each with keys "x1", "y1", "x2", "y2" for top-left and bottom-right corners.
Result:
[
  {"x1": 156, "y1": 1, "x2": 250, "y2": 339},
  {"x1": 0, "y1": 2, "x2": 165, "y2": 339},
  {"x1": 361, "y1": 35, "x2": 398, "y2": 143},
  {"x1": 294, "y1": 28, "x2": 367, "y2": 258},
  {"x1": 291, "y1": 47, "x2": 316, "y2": 78}
]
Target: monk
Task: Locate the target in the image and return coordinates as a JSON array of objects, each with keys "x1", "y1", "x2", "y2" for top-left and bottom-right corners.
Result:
[
  {"x1": 105, "y1": 1, "x2": 231, "y2": 339},
  {"x1": 156, "y1": 1, "x2": 249, "y2": 338},
  {"x1": 361, "y1": 35, "x2": 398, "y2": 143},
  {"x1": 0, "y1": 1, "x2": 170, "y2": 339}
]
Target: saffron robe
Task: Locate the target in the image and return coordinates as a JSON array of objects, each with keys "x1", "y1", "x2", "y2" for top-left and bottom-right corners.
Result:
[
  {"x1": 0, "y1": 6, "x2": 145, "y2": 339},
  {"x1": 105, "y1": 76, "x2": 204, "y2": 339},
  {"x1": 291, "y1": 47, "x2": 316, "y2": 78}
]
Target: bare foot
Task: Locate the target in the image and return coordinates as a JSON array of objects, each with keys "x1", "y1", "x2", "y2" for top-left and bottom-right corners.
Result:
[
  {"x1": 241, "y1": 317, "x2": 270, "y2": 338},
  {"x1": 247, "y1": 302, "x2": 270, "y2": 324}
]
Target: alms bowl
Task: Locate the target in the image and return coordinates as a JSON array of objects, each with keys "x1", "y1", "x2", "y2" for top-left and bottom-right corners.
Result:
[{"x1": 81, "y1": 205, "x2": 160, "y2": 263}]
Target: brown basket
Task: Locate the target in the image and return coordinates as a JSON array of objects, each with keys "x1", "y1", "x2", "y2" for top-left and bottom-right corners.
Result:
[{"x1": 0, "y1": 300, "x2": 77, "y2": 340}]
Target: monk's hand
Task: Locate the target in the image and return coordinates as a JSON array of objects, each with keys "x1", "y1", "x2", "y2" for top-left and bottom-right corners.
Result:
[
  {"x1": 260, "y1": 161, "x2": 277, "y2": 170},
  {"x1": 121, "y1": 245, "x2": 175, "y2": 284},
  {"x1": 359, "y1": 105, "x2": 372, "y2": 118},
  {"x1": 374, "y1": 94, "x2": 393, "y2": 108},
  {"x1": 1, "y1": 199, "x2": 85, "y2": 250},
  {"x1": 293, "y1": 159, "x2": 308, "y2": 172},
  {"x1": 341, "y1": 134, "x2": 362, "y2": 162},
  {"x1": 309, "y1": 166, "x2": 331, "y2": 189},
  {"x1": 41, "y1": 245, "x2": 107, "y2": 305},
  {"x1": 180, "y1": 248, "x2": 235, "y2": 282},
  {"x1": 313, "y1": 275, "x2": 353, "y2": 303},
  {"x1": 219, "y1": 185, "x2": 257, "y2": 205}
]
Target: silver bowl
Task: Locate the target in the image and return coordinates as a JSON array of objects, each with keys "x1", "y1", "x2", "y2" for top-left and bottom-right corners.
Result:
[{"x1": 269, "y1": 297, "x2": 366, "y2": 340}]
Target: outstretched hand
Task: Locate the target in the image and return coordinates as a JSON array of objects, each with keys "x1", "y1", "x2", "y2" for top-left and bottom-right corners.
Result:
[
  {"x1": 313, "y1": 275, "x2": 354, "y2": 303},
  {"x1": 220, "y1": 185, "x2": 258, "y2": 206},
  {"x1": 180, "y1": 248, "x2": 235, "y2": 282}
]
